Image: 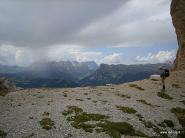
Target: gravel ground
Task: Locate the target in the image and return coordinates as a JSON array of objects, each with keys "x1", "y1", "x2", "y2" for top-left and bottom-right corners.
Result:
[{"x1": 0, "y1": 71, "x2": 185, "y2": 138}]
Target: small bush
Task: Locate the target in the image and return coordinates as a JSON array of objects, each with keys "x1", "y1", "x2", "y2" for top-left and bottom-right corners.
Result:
[
  {"x1": 39, "y1": 117, "x2": 55, "y2": 130},
  {"x1": 116, "y1": 93, "x2": 131, "y2": 99},
  {"x1": 116, "y1": 106, "x2": 137, "y2": 114},
  {"x1": 137, "y1": 99, "x2": 152, "y2": 106},
  {"x1": 0, "y1": 90, "x2": 8, "y2": 97},
  {"x1": 157, "y1": 92, "x2": 173, "y2": 100},
  {"x1": 76, "y1": 99, "x2": 83, "y2": 101},
  {"x1": 129, "y1": 84, "x2": 145, "y2": 91},
  {"x1": 92, "y1": 100, "x2": 97, "y2": 103}
]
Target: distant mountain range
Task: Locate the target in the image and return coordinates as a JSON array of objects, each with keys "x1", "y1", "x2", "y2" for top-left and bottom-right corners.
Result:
[
  {"x1": 0, "y1": 61, "x2": 169, "y2": 88},
  {"x1": 0, "y1": 61, "x2": 98, "y2": 88},
  {"x1": 79, "y1": 63, "x2": 169, "y2": 86}
]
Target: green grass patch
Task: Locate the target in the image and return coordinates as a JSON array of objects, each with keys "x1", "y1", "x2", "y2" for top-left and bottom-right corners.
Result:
[
  {"x1": 39, "y1": 117, "x2": 55, "y2": 130},
  {"x1": 92, "y1": 100, "x2": 97, "y2": 103},
  {"x1": 116, "y1": 93, "x2": 131, "y2": 99},
  {"x1": 171, "y1": 107, "x2": 185, "y2": 127},
  {"x1": 67, "y1": 112, "x2": 109, "y2": 123},
  {"x1": 137, "y1": 99, "x2": 159, "y2": 107},
  {"x1": 96, "y1": 120, "x2": 147, "y2": 138},
  {"x1": 157, "y1": 92, "x2": 173, "y2": 100},
  {"x1": 0, "y1": 90, "x2": 8, "y2": 97},
  {"x1": 129, "y1": 84, "x2": 145, "y2": 91},
  {"x1": 116, "y1": 106, "x2": 137, "y2": 114},
  {"x1": 64, "y1": 106, "x2": 109, "y2": 133},
  {"x1": 172, "y1": 83, "x2": 181, "y2": 88},
  {"x1": 62, "y1": 106, "x2": 83, "y2": 116},
  {"x1": 137, "y1": 99, "x2": 152, "y2": 106},
  {"x1": 101, "y1": 100, "x2": 108, "y2": 104},
  {"x1": 76, "y1": 99, "x2": 83, "y2": 101},
  {"x1": 0, "y1": 129, "x2": 7, "y2": 138},
  {"x1": 63, "y1": 106, "x2": 147, "y2": 137},
  {"x1": 71, "y1": 122, "x2": 96, "y2": 133}
]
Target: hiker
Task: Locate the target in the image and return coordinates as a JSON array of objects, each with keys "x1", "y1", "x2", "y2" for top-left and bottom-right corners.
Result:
[{"x1": 159, "y1": 67, "x2": 170, "y2": 90}]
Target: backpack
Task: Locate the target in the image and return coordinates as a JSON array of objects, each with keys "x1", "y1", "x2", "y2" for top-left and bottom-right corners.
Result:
[{"x1": 164, "y1": 69, "x2": 170, "y2": 77}]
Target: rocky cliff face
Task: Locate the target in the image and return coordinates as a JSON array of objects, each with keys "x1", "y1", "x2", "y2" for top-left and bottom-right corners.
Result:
[{"x1": 171, "y1": 0, "x2": 185, "y2": 70}]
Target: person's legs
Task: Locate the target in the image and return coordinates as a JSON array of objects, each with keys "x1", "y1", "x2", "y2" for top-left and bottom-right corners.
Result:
[{"x1": 161, "y1": 77, "x2": 165, "y2": 90}]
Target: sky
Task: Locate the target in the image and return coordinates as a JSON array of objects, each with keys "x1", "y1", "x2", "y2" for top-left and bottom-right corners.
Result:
[{"x1": 0, "y1": 0, "x2": 177, "y2": 66}]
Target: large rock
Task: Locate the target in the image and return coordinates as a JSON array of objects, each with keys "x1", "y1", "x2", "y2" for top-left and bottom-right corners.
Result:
[
  {"x1": 171, "y1": 0, "x2": 185, "y2": 70},
  {"x1": 0, "y1": 77, "x2": 16, "y2": 96}
]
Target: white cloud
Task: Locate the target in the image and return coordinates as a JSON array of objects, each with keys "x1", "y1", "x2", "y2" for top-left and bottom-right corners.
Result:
[
  {"x1": 100, "y1": 53, "x2": 123, "y2": 65},
  {"x1": 15, "y1": 48, "x2": 33, "y2": 66},
  {"x1": 136, "y1": 50, "x2": 176, "y2": 64},
  {"x1": 0, "y1": 44, "x2": 33, "y2": 66},
  {"x1": 47, "y1": 44, "x2": 102, "y2": 63}
]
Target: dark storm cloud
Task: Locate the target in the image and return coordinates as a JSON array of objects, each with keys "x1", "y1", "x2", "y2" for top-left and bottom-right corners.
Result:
[{"x1": 0, "y1": 0, "x2": 127, "y2": 47}]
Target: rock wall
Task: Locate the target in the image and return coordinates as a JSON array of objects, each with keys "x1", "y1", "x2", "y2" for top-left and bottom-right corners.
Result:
[{"x1": 171, "y1": 0, "x2": 185, "y2": 70}]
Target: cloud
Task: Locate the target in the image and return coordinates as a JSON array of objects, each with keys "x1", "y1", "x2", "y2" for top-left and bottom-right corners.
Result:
[
  {"x1": 0, "y1": 45, "x2": 17, "y2": 65},
  {"x1": 47, "y1": 44, "x2": 102, "y2": 63},
  {"x1": 0, "y1": 0, "x2": 175, "y2": 48},
  {"x1": 0, "y1": 0, "x2": 125, "y2": 47},
  {"x1": 0, "y1": 0, "x2": 177, "y2": 66},
  {"x1": 77, "y1": 0, "x2": 175, "y2": 47},
  {"x1": 100, "y1": 53, "x2": 123, "y2": 65},
  {"x1": 135, "y1": 50, "x2": 176, "y2": 64},
  {"x1": 0, "y1": 44, "x2": 33, "y2": 66},
  {"x1": 0, "y1": 44, "x2": 125, "y2": 66}
]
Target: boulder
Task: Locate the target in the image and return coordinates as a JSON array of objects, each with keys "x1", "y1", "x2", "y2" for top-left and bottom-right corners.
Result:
[{"x1": 0, "y1": 77, "x2": 16, "y2": 96}]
